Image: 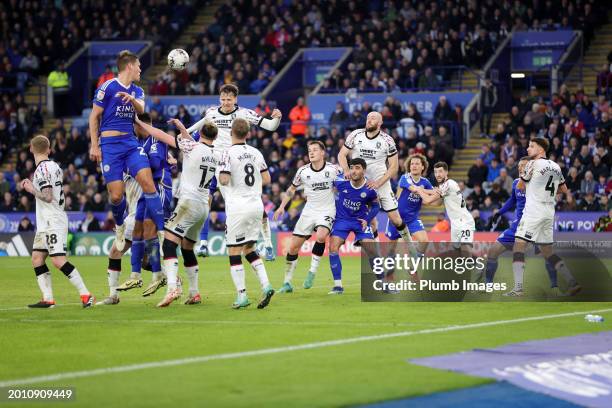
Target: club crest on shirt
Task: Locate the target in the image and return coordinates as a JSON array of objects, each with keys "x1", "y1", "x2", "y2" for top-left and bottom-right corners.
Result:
[{"x1": 360, "y1": 192, "x2": 367, "y2": 198}]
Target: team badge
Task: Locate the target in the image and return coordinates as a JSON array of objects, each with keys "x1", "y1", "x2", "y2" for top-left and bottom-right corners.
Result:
[
  {"x1": 325, "y1": 171, "x2": 329, "y2": 177},
  {"x1": 376, "y1": 142, "x2": 381, "y2": 148},
  {"x1": 360, "y1": 192, "x2": 367, "y2": 198},
  {"x1": 103, "y1": 164, "x2": 110, "y2": 173}
]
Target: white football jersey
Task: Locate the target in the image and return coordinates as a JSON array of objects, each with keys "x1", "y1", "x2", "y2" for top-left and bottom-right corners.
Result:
[
  {"x1": 522, "y1": 158, "x2": 565, "y2": 212},
  {"x1": 202, "y1": 105, "x2": 262, "y2": 151},
  {"x1": 292, "y1": 162, "x2": 342, "y2": 211},
  {"x1": 176, "y1": 137, "x2": 218, "y2": 203},
  {"x1": 123, "y1": 174, "x2": 142, "y2": 215},
  {"x1": 219, "y1": 143, "x2": 267, "y2": 213},
  {"x1": 344, "y1": 128, "x2": 398, "y2": 179},
  {"x1": 32, "y1": 160, "x2": 67, "y2": 231},
  {"x1": 437, "y1": 178, "x2": 474, "y2": 225}
]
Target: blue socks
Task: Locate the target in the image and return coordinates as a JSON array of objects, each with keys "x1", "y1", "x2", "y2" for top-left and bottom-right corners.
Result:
[
  {"x1": 200, "y1": 216, "x2": 210, "y2": 241},
  {"x1": 111, "y1": 197, "x2": 127, "y2": 226},
  {"x1": 131, "y1": 239, "x2": 145, "y2": 274},
  {"x1": 145, "y1": 238, "x2": 161, "y2": 273},
  {"x1": 143, "y1": 192, "x2": 164, "y2": 231},
  {"x1": 330, "y1": 252, "x2": 342, "y2": 282},
  {"x1": 545, "y1": 261, "x2": 558, "y2": 288},
  {"x1": 485, "y1": 258, "x2": 498, "y2": 284}
]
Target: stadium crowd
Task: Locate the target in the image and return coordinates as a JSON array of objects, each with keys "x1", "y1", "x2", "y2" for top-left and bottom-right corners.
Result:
[{"x1": 147, "y1": 0, "x2": 607, "y2": 96}]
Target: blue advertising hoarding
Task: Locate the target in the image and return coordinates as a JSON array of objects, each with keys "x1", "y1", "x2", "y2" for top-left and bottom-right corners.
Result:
[
  {"x1": 302, "y1": 48, "x2": 350, "y2": 87},
  {"x1": 307, "y1": 92, "x2": 475, "y2": 124},
  {"x1": 511, "y1": 31, "x2": 575, "y2": 70}
]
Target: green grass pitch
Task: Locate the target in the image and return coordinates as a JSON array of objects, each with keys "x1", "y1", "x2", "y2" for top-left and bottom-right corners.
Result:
[{"x1": 1, "y1": 255, "x2": 611, "y2": 407}]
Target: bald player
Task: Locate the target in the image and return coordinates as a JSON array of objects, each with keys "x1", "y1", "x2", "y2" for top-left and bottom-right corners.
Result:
[{"x1": 338, "y1": 111, "x2": 413, "y2": 243}]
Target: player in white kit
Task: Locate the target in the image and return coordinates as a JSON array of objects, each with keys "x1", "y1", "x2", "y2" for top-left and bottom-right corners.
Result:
[
  {"x1": 414, "y1": 162, "x2": 476, "y2": 254},
  {"x1": 134, "y1": 117, "x2": 219, "y2": 307},
  {"x1": 218, "y1": 118, "x2": 275, "y2": 309},
  {"x1": 338, "y1": 111, "x2": 413, "y2": 243},
  {"x1": 273, "y1": 140, "x2": 342, "y2": 292},
  {"x1": 187, "y1": 84, "x2": 282, "y2": 260},
  {"x1": 506, "y1": 137, "x2": 581, "y2": 296},
  {"x1": 24, "y1": 135, "x2": 95, "y2": 308}
]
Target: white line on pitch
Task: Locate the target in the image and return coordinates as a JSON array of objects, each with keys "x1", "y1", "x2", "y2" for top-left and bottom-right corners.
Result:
[
  {"x1": 0, "y1": 318, "x2": 442, "y2": 328},
  {"x1": 1, "y1": 307, "x2": 611, "y2": 387}
]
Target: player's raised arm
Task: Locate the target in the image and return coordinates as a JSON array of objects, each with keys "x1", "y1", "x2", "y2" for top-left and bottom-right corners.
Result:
[
  {"x1": 186, "y1": 116, "x2": 207, "y2": 134},
  {"x1": 133, "y1": 116, "x2": 177, "y2": 148},
  {"x1": 88, "y1": 105, "x2": 103, "y2": 162}
]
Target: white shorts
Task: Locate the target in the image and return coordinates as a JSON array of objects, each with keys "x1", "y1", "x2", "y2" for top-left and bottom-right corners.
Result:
[
  {"x1": 376, "y1": 181, "x2": 398, "y2": 212},
  {"x1": 226, "y1": 206, "x2": 262, "y2": 247},
  {"x1": 293, "y1": 207, "x2": 335, "y2": 237},
  {"x1": 515, "y1": 213, "x2": 554, "y2": 244},
  {"x1": 33, "y1": 228, "x2": 68, "y2": 257},
  {"x1": 165, "y1": 198, "x2": 209, "y2": 243},
  {"x1": 450, "y1": 221, "x2": 475, "y2": 248}
]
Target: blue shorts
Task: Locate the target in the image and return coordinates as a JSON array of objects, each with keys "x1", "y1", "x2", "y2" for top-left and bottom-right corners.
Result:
[
  {"x1": 385, "y1": 217, "x2": 425, "y2": 240},
  {"x1": 135, "y1": 183, "x2": 173, "y2": 222},
  {"x1": 331, "y1": 218, "x2": 374, "y2": 244},
  {"x1": 497, "y1": 220, "x2": 518, "y2": 250},
  {"x1": 100, "y1": 135, "x2": 150, "y2": 183}
]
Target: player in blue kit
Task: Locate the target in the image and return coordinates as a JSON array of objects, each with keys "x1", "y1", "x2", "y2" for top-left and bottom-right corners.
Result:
[
  {"x1": 386, "y1": 154, "x2": 432, "y2": 253},
  {"x1": 484, "y1": 157, "x2": 560, "y2": 293},
  {"x1": 328, "y1": 158, "x2": 380, "y2": 294},
  {"x1": 88, "y1": 50, "x2": 165, "y2": 251},
  {"x1": 116, "y1": 113, "x2": 174, "y2": 295}
]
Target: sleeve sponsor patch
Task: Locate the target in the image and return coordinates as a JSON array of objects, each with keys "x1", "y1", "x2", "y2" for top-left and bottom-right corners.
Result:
[{"x1": 96, "y1": 90, "x2": 105, "y2": 101}]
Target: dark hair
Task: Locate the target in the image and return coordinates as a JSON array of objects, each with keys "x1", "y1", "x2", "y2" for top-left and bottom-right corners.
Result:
[
  {"x1": 518, "y1": 156, "x2": 530, "y2": 162},
  {"x1": 137, "y1": 113, "x2": 151, "y2": 123},
  {"x1": 349, "y1": 158, "x2": 367, "y2": 169},
  {"x1": 433, "y1": 161, "x2": 448, "y2": 171},
  {"x1": 201, "y1": 121, "x2": 218, "y2": 140},
  {"x1": 219, "y1": 84, "x2": 239, "y2": 97},
  {"x1": 532, "y1": 137, "x2": 549, "y2": 153},
  {"x1": 307, "y1": 140, "x2": 325, "y2": 151},
  {"x1": 232, "y1": 118, "x2": 250, "y2": 139},
  {"x1": 117, "y1": 50, "x2": 138, "y2": 72}
]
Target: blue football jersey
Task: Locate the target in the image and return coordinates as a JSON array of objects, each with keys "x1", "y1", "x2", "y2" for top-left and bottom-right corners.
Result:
[
  {"x1": 397, "y1": 174, "x2": 432, "y2": 221},
  {"x1": 334, "y1": 179, "x2": 378, "y2": 221},
  {"x1": 94, "y1": 78, "x2": 145, "y2": 137},
  {"x1": 140, "y1": 136, "x2": 172, "y2": 188}
]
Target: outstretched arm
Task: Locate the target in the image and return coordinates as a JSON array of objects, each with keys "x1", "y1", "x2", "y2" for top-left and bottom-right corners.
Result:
[
  {"x1": 134, "y1": 116, "x2": 178, "y2": 148},
  {"x1": 259, "y1": 109, "x2": 282, "y2": 131},
  {"x1": 274, "y1": 185, "x2": 297, "y2": 220}
]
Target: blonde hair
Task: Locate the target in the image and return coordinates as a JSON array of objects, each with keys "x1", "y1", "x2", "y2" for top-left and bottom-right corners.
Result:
[{"x1": 30, "y1": 134, "x2": 50, "y2": 154}]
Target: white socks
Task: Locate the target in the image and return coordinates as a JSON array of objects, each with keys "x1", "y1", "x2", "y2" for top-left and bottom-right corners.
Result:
[
  {"x1": 250, "y1": 258, "x2": 270, "y2": 289},
  {"x1": 310, "y1": 255, "x2": 321, "y2": 274},
  {"x1": 37, "y1": 272, "x2": 53, "y2": 301},
  {"x1": 108, "y1": 270, "x2": 120, "y2": 297},
  {"x1": 185, "y1": 266, "x2": 199, "y2": 296},
  {"x1": 261, "y1": 218, "x2": 273, "y2": 248},
  {"x1": 284, "y1": 259, "x2": 298, "y2": 284},
  {"x1": 67, "y1": 269, "x2": 89, "y2": 296},
  {"x1": 164, "y1": 258, "x2": 179, "y2": 291},
  {"x1": 512, "y1": 262, "x2": 524, "y2": 291},
  {"x1": 230, "y1": 264, "x2": 246, "y2": 293}
]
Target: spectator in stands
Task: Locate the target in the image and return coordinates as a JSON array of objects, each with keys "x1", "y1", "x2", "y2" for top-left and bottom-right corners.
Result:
[
  {"x1": 289, "y1": 97, "x2": 311, "y2": 138},
  {"x1": 0, "y1": 192, "x2": 14, "y2": 212},
  {"x1": 579, "y1": 192, "x2": 601, "y2": 212},
  {"x1": 485, "y1": 158, "x2": 502, "y2": 188},
  {"x1": 467, "y1": 158, "x2": 488, "y2": 188},
  {"x1": 329, "y1": 102, "x2": 348, "y2": 128},
  {"x1": 279, "y1": 208, "x2": 300, "y2": 232},
  {"x1": 96, "y1": 65, "x2": 115, "y2": 88},
  {"x1": 580, "y1": 171, "x2": 596, "y2": 196},
  {"x1": 418, "y1": 67, "x2": 440, "y2": 90},
  {"x1": 17, "y1": 195, "x2": 31, "y2": 212},
  {"x1": 47, "y1": 61, "x2": 71, "y2": 117},
  {"x1": 594, "y1": 210, "x2": 612, "y2": 232},
  {"x1": 0, "y1": 173, "x2": 9, "y2": 196},
  {"x1": 487, "y1": 182, "x2": 509, "y2": 206},
  {"x1": 495, "y1": 168, "x2": 514, "y2": 195},
  {"x1": 79, "y1": 211, "x2": 101, "y2": 233},
  {"x1": 468, "y1": 184, "x2": 486, "y2": 208},
  {"x1": 101, "y1": 212, "x2": 116, "y2": 232},
  {"x1": 18, "y1": 216, "x2": 35, "y2": 232},
  {"x1": 430, "y1": 213, "x2": 450, "y2": 233},
  {"x1": 249, "y1": 72, "x2": 269, "y2": 94},
  {"x1": 479, "y1": 77, "x2": 497, "y2": 137},
  {"x1": 434, "y1": 96, "x2": 454, "y2": 123}
]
